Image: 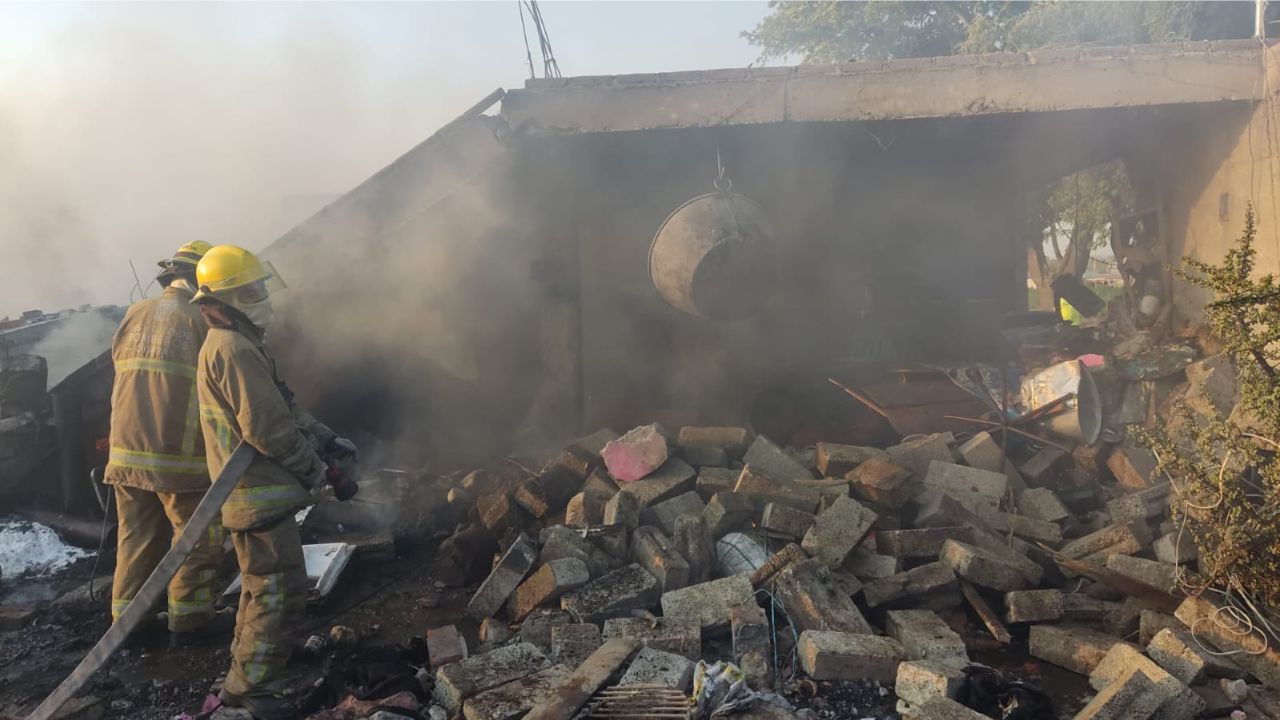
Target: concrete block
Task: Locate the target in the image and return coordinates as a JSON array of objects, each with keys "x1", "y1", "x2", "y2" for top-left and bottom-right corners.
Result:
[
  {"x1": 619, "y1": 646, "x2": 693, "y2": 690},
  {"x1": 877, "y1": 527, "x2": 974, "y2": 560},
  {"x1": 602, "y1": 616, "x2": 701, "y2": 660},
  {"x1": 1020, "y1": 446, "x2": 1068, "y2": 487},
  {"x1": 844, "y1": 548, "x2": 900, "y2": 579},
  {"x1": 561, "y1": 429, "x2": 619, "y2": 479},
  {"x1": 885, "y1": 609, "x2": 968, "y2": 667},
  {"x1": 1148, "y1": 627, "x2": 1245, "y2": 685},
  {"x1": 1091, "y1": 643, "x2": 1206, "y2": 720},
  {"x1": 733, "y1": 466, "x2": 821, "y2": 513},
  {"x1": 958, "y1": 432, "x2": 1006, "y2": 473},
  {"x1": 478, "y1": 492, "x2": 527, "y2": 534},
  {"x1": 1103, "y1": 598, "x2": 1143, "y2": 639},
  {"x1": 1139, "y1": 610, "x2": 1181, "y2": 646},
  {"x1": 863, "y1": 561, "x2": 960, "y2": 611},
  {"x1": 774, "y1": 558, "x2": 874, "y2": 635},
  {"x1": 621, "y1": 458, "x2": 697, "y2": 507},
  {"x1": 1176, "y1": 595, "x2": 1280, "y2": 689},
  {"x1": 816, "y1": 442, "x2": 889, "y2": 476},
  {"x1": 540, "y1": 525, "x2": 612, "y2": 579},
  {"x1": 974, "y1": 507, "x2": 1062, "y2": 543},
  {"x1": 564, "y1": 491, "x2": 605, "y2": 527},
  {"x1": 561, "y1": 564, "x2": 660, "y2": 624},
  {"x1": 510, "y1": 558, "x2": 591, "y2": 622},
  {"x1": 550, "y1": 622, "x2": 601, "y2": 668},
  {"x1": 642, "y1": 491, "x2": 706, "y2": 536},
  {"x1": 631, "y1": 526, "x2": 690, "y2": 592},
  {"x1": 434, "y1": 642, "x2": 550, "y2": 714},
  {"x1": 1153, "y1": 532, "x2": 1197, "y2": 565},
  {"x1": 673, "y1": 514, "x2": 714, "y2": 584},
  {"x1": 1018, "y1": 487, "x2": 1071, "y2": 522},
  {"x1": 519, "y1": 609, "x2": 573, "y2": 654},
  {"x1": 0, "y1": 605, "x2": 36, "y2": 630},
  {"x1": 480, "y1": 618, "x2": 511, "y2": 645},
  {"x1": 896, "y1": 660, "x2": 965, "y2": 705},
  {"x1": 660, "y1": 575, "x2": 754, "y2": 634},
  {"x1": 915, "y1": 486, "x2": 1003, "y2": 527},
  {"x1": 603, "y1": 490, "x2": 641, "y2": 529},
  {"x1": 583, "y1": 469, "x2": 619, "y2": 498},
  {"x1": 1005, "y1": 590, "x2": 1064, "y2": 623},
  {"x1": 462, "y1": 664, "x2": 571, "y2": 720},
  {"x1": 515, "y1": 464, "x2": 581, "y2": 518},
  {"x1": 1074, "y1": 666, "x2": 1158, "y2": 720},
  {"x1": 468, "y1": 533, "x2": 539, "y2": 620},
  {"x1": 1029, "y1": 625, "x2": 1134, "y2": 676},
  {"x1": 428, "y1": 625, "x2": 468, "y2": 669},
  {"x1": 902, "y1": 697, "x2": 992, "y2": 720},
  {"x1": 1060, "y1": 522, "x2": 1149, "y2": 564},
  {"x1": 743, "y1": 435, "x2": 814, "y2": 480},
  {"x1": 679, "y1": 443, "x2": 729, "y2": 467},
  {"x1": 701, "y1": 491, "x2": 755, "y2": 538},
  {"x1": 800, "y1": 495, "x2": 878, "y2": 569},
  {"x1": 695, "y1": 467, "x2": 738, "y2": 500},
  {"x1": 1108, "y1": 443, "x2": 1158, "y2": 490},
  {"x1": 603, "y1": 424, "x2": 670, "y2": 482},
  {"x1": 888, "y1": 433, "x2": 955, "y2": 477},
  {"x1": 678, "y1": 426, "x2": 752, "y2": 461},
  {"x1": 1063, "y1": 593, "x2": 1123, "y2": 622},
  {"x1": 1105, "y1": 555, "x2": 1179, "y2": 592},
  {"x1": 848, "y1": 457, "x2": 914, "y2": 508},
  {"x1": 797, "y1": 631, "x2": 906, "y2": 682},
  {"x1": 731, "y1": 603, "x2": 771, "y2": 662},
  {"x1": 1107, "y1": 484, "x2": 1171, "y2": 523},
  {"x1": 922, "y1": 461, "x2": 1008, "y2": 502},
  {"x1": 940, "y1": 539, "x2": 1031, "y2": 591},
  {"x1": 761, "y1": 502, "x2": 815, "y2": 540}
]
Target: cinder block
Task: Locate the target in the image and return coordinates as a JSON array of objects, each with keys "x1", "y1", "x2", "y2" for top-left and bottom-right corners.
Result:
[
  {"x1": 734, "y1": 466, "x2": 821, "y2": 513},
  {"x1": 701, "y1": 491, "x2": 755, "y2": 538},
  {"x1": 434, "y1": 642, "x2": 550, "y2": 714},
  {"x1": 921, "y1": 461, "x2": 1008, "y2": 503},
  {"x1": 1147, "y1": 627, "x2": 1245, "y2": 685},
  {"x1": 863, "y1": 561, "x2": 960, "y2": 611},
  {"x1": 462, "y1": 664, "x2": 570, "y2": 720},
  {"x1": 1019, "y1": 446, "x2": 1068, "y2": 487},
  {"x1": 1004, "y1": 590, "x2": 1064, "y2": 624},
  {"x1": 1108, "y1": 443, "x2": 1158, "y2": 489},
  {"x1": 801, "y1": 495, "x2": 878, "y2": 568},
  {"x1": 885, "y1": 610, "x2": 968, "y2": 667},
  {"x1": 1139, "y1": 610, "x2": 1181, "y2": 646},
  {"x1": 1176, "y1": 595, "x2": 1280, "y2": 689},
  {"x1": 876, "y1": 528, "x2": 974, "y2": 560},
  {"x1": 619, "y1": 646, "x2": 693, "y2": 690},
  {"x1": 902, "y1": 696, "x2": 992, "y2": 720},
  {"x1": 660, "y1": 575, "x2": 754, "y2": 635},
  {"x1": 560, "y1": 564, "x2": 660, "y2": 624},
  {"x1": 1107, "y1": 484, "x2": 1171, "y2": 523},
  {"x1": 509, "y1": 558, "x2": 591, "y2": 622},
  {"x1": 743, "y1": 435, "x2": 814, "y2": 480},
  {"x1": 550, "y1": 623, "x2": 601, "y2": 669},
  {"x1": 1091, "y1": 643, "x2": 1206, "y2": 720},
  {"x1": 631, "y1": 526, "x2": 690, "y2": 593},
  {"x1": 561, "y1": 429, "x2": 619, "y2": 479},
  {"x1": 678, "y1": 426, "x2": 753, "y2": 462},
  {"x1": 1029, "y1": 625, "x2": 1133, "y2": 676},
  {"x1": 974, "y1": 507, "x2": 1062, "y2": 544},
  {"x1": 940, "y1": 539, "x2": 1031, "y2": 591},
  {"x1": 1060, "y1": 522, "x2": 1149, "y2": 565},
  {"x1": 731, "y1": 603, "x2": 771, "y2": 662},
  {"x1": 816, "y1": 442, "x2": 889, "y2": 476},
  {"x1": 887, "y1": 433, "x2": 955, "y2": 477},
  {"x1": 1105, "y1": 554, "x2": 1179, "y2": 592},
  {"x1": 622, "y1": 458, "x2": 697, "y2": 507},
  {"x1": 797, "y1": 631, "x2": 906, "y2": 682},
  {"x1": 642, "y1": 491, "x2": 706, "y2": 536},
  {"x1": 695, "y1": 467, "x2": 738, "y2": 501},
  {"x1": 519, "y1": 609, "x2": 572, "y2": 654},
  {"x1": 761, "y1": 503, "x2": 816, "y2": 541},
  {"x1": 848, "y1": 457, "x2": 914, "y2": 509},
  {"x1": 895, "y1": 660, "x2": 966, "y2": 705},
  {"x1": 1018, "y1": 487, "x2": 1071, "y2": 522},
  {"x1": 468, "y1": 533, "x2": 539, "y2": 620},
  {"x1": 1074, "y1": 666, "x2": 1158, "y2": 720},
  {"x1": 1153, "y1": 532, "x2": 1197, "y2": 565},
  {"x1": 602, "y1": 616, "x2": 701, "y2": 660},
  {"x1": 603, "y1": 490, "x2": 641, "y2": 529},
  {"x1": 774, "y1": 558, "x2": 874, "y2": 635},
  {"x1": 515, "y1": 465, "x2": 581, "y2": 518},
  {"x1": 673, "y1": 514, "x2": 714, "y2": 584},
  {"x1": 1063, "y1": 594, "x2": 1123, "y2": 623},
  {"x1": 844, "y1": 548, "x2": 900, "y2": 579}
]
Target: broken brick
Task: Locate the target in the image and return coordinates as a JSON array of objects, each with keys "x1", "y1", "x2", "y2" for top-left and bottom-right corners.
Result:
[
  {"x1": 509, "y1": 558, "x2": 591, "y2": 622},
  {"x1": 1107, "y1": 442, "x2": 1159, "y2": 490},
  {"x1": 427, "y1": 625, "x2": 468, "y2": 669},
  {"x1": 847, "y1": 457, "x2": 914, "y2": 509},
  {"x1": 602, "y1": 424, "x2": 670, "y2": 482}
]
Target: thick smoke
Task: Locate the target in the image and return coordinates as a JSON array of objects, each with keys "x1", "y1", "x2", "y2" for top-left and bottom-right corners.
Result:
[{"x1": 0, "y1": 4, "x2": 480, "y2": 317}]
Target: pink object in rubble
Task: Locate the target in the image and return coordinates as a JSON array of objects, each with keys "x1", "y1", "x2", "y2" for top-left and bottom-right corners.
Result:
[
  {"x1": 1078, "y1": 354, "x2": 1106, "y2": 368},
  {"x1": 602, "y1": 424, "x2": 670, "y2": 482}
]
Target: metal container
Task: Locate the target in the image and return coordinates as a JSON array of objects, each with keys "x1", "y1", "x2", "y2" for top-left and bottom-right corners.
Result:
[
  {"x1": 1020, "y1": 359, "x2": 1102, "y2": 445},
  {"x1": 649, "y1": 192, "x2": 774, "y2": 320}
]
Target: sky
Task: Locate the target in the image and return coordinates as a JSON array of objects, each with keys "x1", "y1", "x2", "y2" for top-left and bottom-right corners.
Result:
[{"x1": 0, "y1": 1, "x2": 775, "y2": 316}]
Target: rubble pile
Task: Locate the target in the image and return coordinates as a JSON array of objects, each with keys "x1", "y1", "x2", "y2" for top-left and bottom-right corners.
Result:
[{"x1": 290, "y1": 395, "x2": 1280, "y2": 720}]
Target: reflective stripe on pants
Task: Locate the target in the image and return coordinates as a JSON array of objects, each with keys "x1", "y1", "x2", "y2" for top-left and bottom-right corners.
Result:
[{"x1": 224, "y1": 518, "x2": 308, "y2": 697}]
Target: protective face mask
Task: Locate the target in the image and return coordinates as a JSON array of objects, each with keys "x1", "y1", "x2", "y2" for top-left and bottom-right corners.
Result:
[
  {"x1": 238, "y1": 296, "x2": 275, "y2": 333},
  {"x1": 168, "y1": 278, "x2": 197, "y2": 294}
]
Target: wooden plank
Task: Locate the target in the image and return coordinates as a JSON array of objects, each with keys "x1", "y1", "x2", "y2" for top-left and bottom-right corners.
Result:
[
  {"x1": 525, "y1": 638, "x2": 640, "y2": 720},
  {"x1": 960, "y1": 579, "x2": 1012, "y2": 644}
]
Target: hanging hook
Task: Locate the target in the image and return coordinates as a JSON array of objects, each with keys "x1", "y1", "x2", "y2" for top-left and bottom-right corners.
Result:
[{"x1": 713, "y1": 141, "x2": 732, "y2": 193}]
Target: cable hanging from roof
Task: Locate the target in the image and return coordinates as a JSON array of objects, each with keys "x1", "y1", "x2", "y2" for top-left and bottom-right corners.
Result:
[{"x1": 517, "y1": 0, "x2": 561, "y2": 79}]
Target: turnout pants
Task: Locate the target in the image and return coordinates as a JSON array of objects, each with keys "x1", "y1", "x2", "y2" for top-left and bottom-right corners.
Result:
[
  {"x1": 112, "y1": 485, "x2": 226, "y2": 632},
  {"x1": 223, "y1": 517, "x2": 309, "y2": 698}
]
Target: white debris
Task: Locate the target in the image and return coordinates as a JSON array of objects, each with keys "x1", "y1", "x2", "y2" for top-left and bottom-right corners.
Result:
[{"x1": 0, "y1": 520, "x2": 93, "y2": 576}]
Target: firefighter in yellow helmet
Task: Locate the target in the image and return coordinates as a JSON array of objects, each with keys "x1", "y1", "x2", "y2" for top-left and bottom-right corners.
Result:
[
  {"x1": 104, "y1": 240, "x2": 237, "y2": 646},
  {"x1": 190, "y1": 245, "x2": 356, "y2": 719}
]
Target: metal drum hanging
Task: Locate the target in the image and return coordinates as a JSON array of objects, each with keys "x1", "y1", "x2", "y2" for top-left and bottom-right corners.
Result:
[{"x1": 648, "y1": 191, "x2": 775, "y2": 321}]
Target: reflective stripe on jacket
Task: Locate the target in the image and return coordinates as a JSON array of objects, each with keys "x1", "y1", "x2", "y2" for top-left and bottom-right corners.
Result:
[
  {"x1": 104, "y1": 285, "x2": 210, "y2": 492},
  {"x1": 196, "y1": 324, "x2": 324, "y2": 531}
]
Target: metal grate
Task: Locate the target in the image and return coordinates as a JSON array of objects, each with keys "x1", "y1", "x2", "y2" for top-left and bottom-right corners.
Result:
[{"x1": 583, "y1": 684, "x2": 691, "y2": 719}]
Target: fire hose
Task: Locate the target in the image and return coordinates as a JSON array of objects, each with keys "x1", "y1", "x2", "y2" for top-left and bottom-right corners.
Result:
[{"x1": 25, "y1": 442, "x2": 258, "y2": 720}]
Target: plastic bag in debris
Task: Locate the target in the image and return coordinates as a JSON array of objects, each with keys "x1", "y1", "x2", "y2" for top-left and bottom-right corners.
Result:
[{"x1": 692, "y1": 661, "x2": 795, "y2": 718}]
